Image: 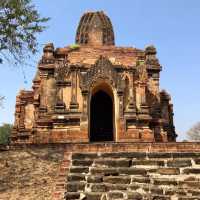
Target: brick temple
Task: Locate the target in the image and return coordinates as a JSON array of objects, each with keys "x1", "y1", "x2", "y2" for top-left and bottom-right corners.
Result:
[{"x1": 11, "y1": 11, "x2": 177, "y2": 144}]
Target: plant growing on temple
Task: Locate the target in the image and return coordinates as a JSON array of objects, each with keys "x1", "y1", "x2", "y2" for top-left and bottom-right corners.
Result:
[
  {"x1": 69, "y1": 44, "x2": 80, "y2": 50},
  {"x1": 0, "y1": 123, "x2": 12, "y2": 144},
  {"x1": 187, "y1": 121, "x2": 200, "y2": 141},
  {"x1": 0, "y1": 0, "x2": 50, "y2": 65}
]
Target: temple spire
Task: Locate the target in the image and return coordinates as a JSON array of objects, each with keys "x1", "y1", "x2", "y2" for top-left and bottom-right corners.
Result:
[{"x1": 75, "y1": 11, "x2": 115, "y2": 46}]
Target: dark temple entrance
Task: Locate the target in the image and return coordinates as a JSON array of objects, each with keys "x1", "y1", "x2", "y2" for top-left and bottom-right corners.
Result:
[{"x1": 90, "y1": 90, "x2": 113, "y2": 142}]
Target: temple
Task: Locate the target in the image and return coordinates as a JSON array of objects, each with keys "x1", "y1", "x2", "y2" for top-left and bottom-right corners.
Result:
[{"x1": 11, "y1": 11, "x2": 176, "y2": 144}]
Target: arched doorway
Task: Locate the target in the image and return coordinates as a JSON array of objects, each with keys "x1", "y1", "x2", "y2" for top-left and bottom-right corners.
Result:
[{"x1": 90, "y1": 89, "x2": 114, "y2": 142}]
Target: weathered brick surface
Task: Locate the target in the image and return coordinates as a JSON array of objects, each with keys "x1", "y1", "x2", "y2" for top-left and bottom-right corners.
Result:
[
  {"x1": 0, "y1": 148, "x2": 63, "y2": 200},
  {"x1": 1, "y1": 143, "x2": 200, "y2": 199},
  {"x1": 53, "y1": 152, "x2": 72, "y2": 200},
  {"x1": 167, "y1": 159, "x2": 192, "y2": 167}
]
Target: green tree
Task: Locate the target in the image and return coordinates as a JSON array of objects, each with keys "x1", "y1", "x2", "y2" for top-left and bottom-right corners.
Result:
[
  {"x1": 0, "y1": 123, "x2": 12, "y2": 144},
  {"x1": 0, "y1": 96, "x2": 4, "y2": 108},
  {"x1": 0, "y1": 0, "x2": 49, "y2": 65},
  {"x1": 187, "y1": 122, "x2": 200, "y2": 141}
]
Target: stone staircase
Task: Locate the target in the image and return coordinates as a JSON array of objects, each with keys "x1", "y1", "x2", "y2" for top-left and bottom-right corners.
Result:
[{"x1": 64, "y1": 152, "x2": 200, "y2": 200}]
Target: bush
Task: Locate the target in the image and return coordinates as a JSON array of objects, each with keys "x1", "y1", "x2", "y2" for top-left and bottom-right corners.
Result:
[
  {"x1": 0, "y1": 123, "x2": 13, "y2": 145},
  {"x1": 187, "y1": 121, "x2": 200, "y2": 141}
]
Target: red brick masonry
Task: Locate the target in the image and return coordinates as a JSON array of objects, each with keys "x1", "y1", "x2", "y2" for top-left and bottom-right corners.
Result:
[{"x1": 12, "y1": 142, "x2": 200, "y2": 152}]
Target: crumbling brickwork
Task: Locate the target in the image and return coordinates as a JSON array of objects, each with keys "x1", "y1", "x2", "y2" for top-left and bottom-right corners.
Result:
[
  {"x1": 50, "y1": 142, "x2": 200, "y2": 200},
  {"x1": 0, "y1": 147, "x2": 63, "y2": 200},
  {"x1": 1, "y1": 143, "x2": 200, "y2": 200},
  {"x1": 11, "y1": 11, "x2": 176, "y2": 144}
]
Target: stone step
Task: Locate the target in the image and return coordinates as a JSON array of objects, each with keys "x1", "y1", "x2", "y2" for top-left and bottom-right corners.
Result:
[
  {"x1": 65, "y1": 192, "x2": 80, "y2": 200},
  {"x1": 72, "y1": 152, "x2": 200, "y2": 160},
  {"x1": 72, "y1": 158, "x2": 168, "y2": 168},
  {"x1": 90, "y1": 167, "x2": 147, "y2": 176},
  {"x1": 66, "y1": 182, "x2": 85, "y2": 192},
  {"x1": 72, "y1": 159, "x2": 93, "y2": 166},
  {"x1": 67, "y1": 174, "x2": 86, "y2": 182},
  {"x1": 94, "y1": 159, "x2": 132, "y2": 167}
]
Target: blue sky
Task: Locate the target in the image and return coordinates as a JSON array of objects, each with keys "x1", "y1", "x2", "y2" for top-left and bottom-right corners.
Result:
[{"x1": 1, "y1": 0, "x2": 200, "y2": 141}]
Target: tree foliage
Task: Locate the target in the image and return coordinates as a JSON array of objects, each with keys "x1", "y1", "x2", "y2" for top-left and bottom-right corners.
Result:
[
  {"x1": 187, "y1": 121, "x2": 200, "y2": 141},
  {"x1": 0, "y1": 123, "x2": 12, "y2": 144},
  {"x1": 0, "y1": 0, "x2": 49, "y2": 65},
  {"x1": 0, "y1": 96, "x2": 5, "y2": 108}
]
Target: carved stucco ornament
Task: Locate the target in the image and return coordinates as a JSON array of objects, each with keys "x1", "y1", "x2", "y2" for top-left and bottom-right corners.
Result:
[
  {"x1": 55, "y1": 56, "x2": 70, "y2": 82},
  {"x1": 137, "y1": 62, "x2": 148, "y2": 83},
  {"x1": 80, "y1": 55, "x2": 117, "y2": 91}
]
